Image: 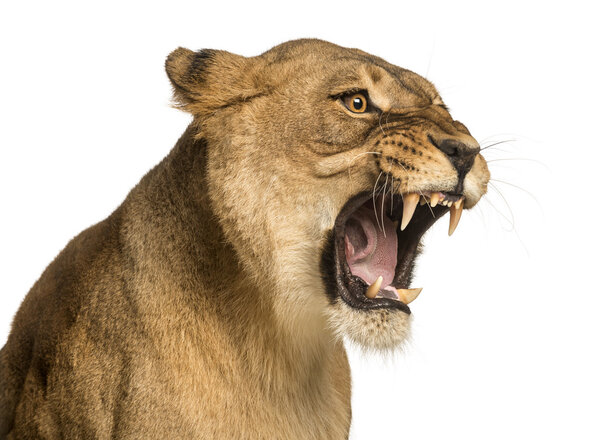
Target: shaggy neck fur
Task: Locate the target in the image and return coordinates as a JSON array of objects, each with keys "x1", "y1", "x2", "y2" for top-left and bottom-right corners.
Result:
[{"x1": 122, "y1": 124, "x2": 343, "y2": 394}]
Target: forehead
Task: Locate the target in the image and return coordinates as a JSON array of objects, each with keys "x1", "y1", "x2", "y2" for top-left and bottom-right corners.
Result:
[
  {"x1": 262, "y1": 40, "x2": 440, "y2": 111},
  {"x1": 329, "y1": 60, "x2": 439, "y2": 111}
]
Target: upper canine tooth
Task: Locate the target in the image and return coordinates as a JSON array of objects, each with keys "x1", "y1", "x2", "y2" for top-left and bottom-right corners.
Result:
[
  {"x1": 366, "y1": 275, "x2": 383, "y2": 299},
  {"x1": 401, "y1": 193, "x2": 419, "y2": 231},
  {"x1": 430, "y1": 192, "x2": 440, "y2": 207},
  {"x1": 448, "y1": 200, "x2": 464, "y2": 236},
  {"x1": 397, "y1": 287, "x2": 423, "y2": 304}
]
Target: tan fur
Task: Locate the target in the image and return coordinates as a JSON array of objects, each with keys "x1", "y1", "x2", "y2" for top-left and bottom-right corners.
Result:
[{"x1": 0, "y1": 39, "x2": 489, "y2": 439}]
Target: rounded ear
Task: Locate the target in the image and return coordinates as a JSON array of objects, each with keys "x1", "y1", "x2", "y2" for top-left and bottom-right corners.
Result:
[
  {"x1": 165, "y1": 47, "x2": 212, "y2": 108},
  {"x1": 165, "y1": 47, "x2": 195, "y2": 89},
  {"x1": 165, "y1": 47, "x2": 259, "y2": 115}
]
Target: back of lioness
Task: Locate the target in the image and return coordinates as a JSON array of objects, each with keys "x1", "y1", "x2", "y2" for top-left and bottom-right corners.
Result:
[
  {"x1": 1, "y1": 130, "x2": 351, "y2": 438},
  {"x1": 1, "y1": 39, "x2": 489, "y2": 439}
]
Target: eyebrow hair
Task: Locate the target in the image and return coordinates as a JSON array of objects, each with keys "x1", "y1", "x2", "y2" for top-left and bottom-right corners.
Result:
[
  {"x1": 355, "y1": 55, "x2": 433, "y2": 100},
  {"x1": 325, "y1": 55, "x2": 435, "y2": 103}
]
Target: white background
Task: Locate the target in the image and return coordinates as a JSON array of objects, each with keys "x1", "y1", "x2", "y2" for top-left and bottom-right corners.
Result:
[{"x1": 1, "y1": 1, "x2": 599, "y2": 438}]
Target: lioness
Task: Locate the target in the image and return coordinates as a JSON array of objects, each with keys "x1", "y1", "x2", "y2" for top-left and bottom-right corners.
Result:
[{"x1": 0, "y1": 39, "x2": 489, "y2": 439}]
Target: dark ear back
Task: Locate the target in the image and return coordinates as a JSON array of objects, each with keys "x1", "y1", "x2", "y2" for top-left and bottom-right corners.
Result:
[{"x1": 165, "y1": 47, "x2": 258, "y2": 114}]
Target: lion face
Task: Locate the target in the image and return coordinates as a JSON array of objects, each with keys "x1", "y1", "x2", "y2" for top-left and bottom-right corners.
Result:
[{"x1": 166, "y1": 39, "x2": 490, "y2": 350}]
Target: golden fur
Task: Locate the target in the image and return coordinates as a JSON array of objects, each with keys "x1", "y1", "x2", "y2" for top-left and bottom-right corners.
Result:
[{"x1": 0, "y1": 39, "x2": 489, "y2": 438}]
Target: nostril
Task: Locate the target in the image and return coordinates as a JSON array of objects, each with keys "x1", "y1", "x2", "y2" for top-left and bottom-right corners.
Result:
[
  {"x1": 438, "y1": 139, "x2": 463, "y2": 157},
  {"x1": 428, "y1": 135, "x2": 479, "y2": 176}
]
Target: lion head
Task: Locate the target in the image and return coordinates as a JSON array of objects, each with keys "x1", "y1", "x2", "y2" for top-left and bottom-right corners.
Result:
[{"x1": 165, "y1": 39, "x2": 489, "y2": 350}]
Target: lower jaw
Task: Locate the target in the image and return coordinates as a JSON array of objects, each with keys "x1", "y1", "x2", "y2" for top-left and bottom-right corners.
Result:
[{"x1": 325, "y1": 292, "x2": 414, "y2": 351}]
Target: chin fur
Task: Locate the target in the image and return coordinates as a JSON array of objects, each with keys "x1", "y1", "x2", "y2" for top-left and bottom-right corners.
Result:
[{"x1": 325, "y1": 298, "x2": 413, "y2": 351}]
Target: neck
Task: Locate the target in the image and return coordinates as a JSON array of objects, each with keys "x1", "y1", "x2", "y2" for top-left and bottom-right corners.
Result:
[{"x1": 123, "y1": 124, "x2": 341, "y2": 392}]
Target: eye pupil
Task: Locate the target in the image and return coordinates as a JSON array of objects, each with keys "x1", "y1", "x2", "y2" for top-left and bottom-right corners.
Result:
[
  {"x1": 342, "y1": 92, "x2": 369, "y2": 113},
  {"x1": 352, "y1": 97, "x2": 363, "y2": 110}
]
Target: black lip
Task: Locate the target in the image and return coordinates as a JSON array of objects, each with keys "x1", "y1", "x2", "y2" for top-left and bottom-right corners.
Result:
[{"x1": 320, "y1": 191, "x2": 449, "y2": 313}]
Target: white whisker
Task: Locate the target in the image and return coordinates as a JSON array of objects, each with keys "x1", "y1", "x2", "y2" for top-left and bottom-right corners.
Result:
[
  {"x1": 378, "y1": 111, "x2": 387, "y2": 136},
  {"x1": 490, "y1": 178, "x2": 538, "y2": 201},
  {"x1": 487, "y1": 183, "x2": 516, "y2": 230},
  {"x1": 372, "y1": 171, "x2": 383, "y2": 233},
  {"x1": 390, "y1": 175, "x2": 394, "y2": 215},
  {"x1": 381, "y1": 173, "x2": 389, "y2": 236},
  {"x1": 348, "y1": 151, "x2": 382, "y2": 164}
]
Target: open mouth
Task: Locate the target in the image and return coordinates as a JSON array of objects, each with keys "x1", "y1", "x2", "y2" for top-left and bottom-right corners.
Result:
[{"x1": 322, "y1": 190, "x2": 465, "y2": 314}]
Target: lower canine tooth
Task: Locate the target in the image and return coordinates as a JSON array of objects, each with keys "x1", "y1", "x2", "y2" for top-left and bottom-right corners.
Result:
[
  {"x1": 398, "y1": 288, "x2": 423, "y2": 304},
  {"x1": 366, "y1": 276, "x2": 383, "y2": 299}
]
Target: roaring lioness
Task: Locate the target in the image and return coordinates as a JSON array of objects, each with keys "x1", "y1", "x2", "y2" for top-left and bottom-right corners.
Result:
[{"x1": 0, "y1": 39, "x2": 489, "y2": 439}]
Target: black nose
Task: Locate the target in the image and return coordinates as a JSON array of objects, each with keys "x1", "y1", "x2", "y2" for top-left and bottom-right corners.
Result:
[
  {"x1": 437, "y1": 138, "x2": 463, "y2": 157},
  {"x1": 428, "y1": 135, "x2": 479, "y2": 177}
]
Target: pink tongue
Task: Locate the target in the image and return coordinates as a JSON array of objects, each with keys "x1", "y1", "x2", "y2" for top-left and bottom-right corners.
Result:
[{"x1": 344, "y1": 204, "x2": 398, "y2": 288}]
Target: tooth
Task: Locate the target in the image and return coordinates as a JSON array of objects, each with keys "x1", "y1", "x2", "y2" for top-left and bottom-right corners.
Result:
[
  {"x1": 397, "y1": 287, "x2": 423, "y2": 304},
  {"x1": 401, "y1": 193, "x2": 419, "y2": 230},
  {"x1": 366, "y1": 276, "x2": 383, "y2": 299},
  {"x1": 447, "y1": 200, "x2": 453, "y2": 207},
  {"x1": 448, "y1": 200, "x2": 464, "y2": 236},
  {"x1": 419, "y1": 196, "x2": 427, "y2": 206},
  {"x1": 430, "y1": 192, "x2": 440, "y2": 207}
]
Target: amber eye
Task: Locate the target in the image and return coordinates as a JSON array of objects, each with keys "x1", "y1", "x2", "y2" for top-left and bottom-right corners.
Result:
[{"x1": 343, "y1": 93, "x2": 368, "y2": 113}]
